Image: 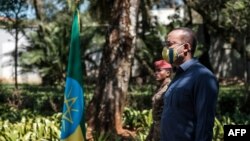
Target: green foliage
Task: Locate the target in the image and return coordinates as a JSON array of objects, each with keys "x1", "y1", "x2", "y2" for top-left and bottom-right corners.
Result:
[
  {"x1": 213, "y1": 116, "x2": 234, "y2": 141},
  {"x1": 217, "y1": 85, "x2": 246, "y2": 115},
  {"x1": 20, "y1": 20, "x2": 70, "y2": 86},
  {"x1": 188, "y1": 0, "x2": 250, "y2": 60},
  {"x1": 92, "y1": 132, "x2": 111, "y2": 141},
  {"x1": 1, "y1": 84, "x2": 250, "y2": 140},
  {"x1": 0, "y1": 106, "x2": 61, "y2": 141},
  {"x1": 123, "y1": 107, "x2": 152, "y2": 130},
  {"x1": 128, "y1": 84, "x2": 153, "y2": 110},
  {"x1": 221, "y1": 0, "x2": 250, "y2": 32},
  {"x1": 0, "y1": 105, "x2": 35, "y2": 122},
  {"x1": 0, "y1": 84, "x2": 64, "y2": 113},
  {"x1": 19, "y1": 10, "x2": 105, "y2": 86},
  {"x1": 88, "y1": 0, "x2": 115, "y2": 23},
  {"x1": 123, "y1": 107, "x2": 152, "y2": 141},
  {"x1": 91, "y1": 132, "x2": 126, "y2": 141},
  {"x1": 0, "y1": 0, "x2": 28, "y2": 20},
  {"x1": 17, "y1": 1, "x2": 71, "y2": 86},
  {"x1": 0, "y1": 84, "x2": 96, "y2": 112}
]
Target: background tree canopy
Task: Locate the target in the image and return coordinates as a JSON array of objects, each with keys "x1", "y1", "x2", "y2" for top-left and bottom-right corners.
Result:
[
  {"x1": 0, "y1": 0, "x2": 250, "y2": 140},
  {"x1": 1, "y1": 0, "x2": 249, "y2": 86}
]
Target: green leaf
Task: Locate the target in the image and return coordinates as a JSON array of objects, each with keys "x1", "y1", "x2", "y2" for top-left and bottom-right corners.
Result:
[{"x1": 233, "y1": 1, "x2": 245, "y2": 10}]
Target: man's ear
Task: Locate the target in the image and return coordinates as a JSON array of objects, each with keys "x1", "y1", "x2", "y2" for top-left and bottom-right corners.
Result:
[{"x1": 184, "y1": 43, "x2": 191, "y2": 52}]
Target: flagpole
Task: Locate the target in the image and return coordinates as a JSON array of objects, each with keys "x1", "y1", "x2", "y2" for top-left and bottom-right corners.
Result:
[{"x1": 60, "y1": 0, "x2": 86, "y2": 140}]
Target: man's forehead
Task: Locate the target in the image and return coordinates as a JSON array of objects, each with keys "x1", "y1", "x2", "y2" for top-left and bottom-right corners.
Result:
[{"x1": 166, "y1": 30, "x2": 184, "y2": 42}]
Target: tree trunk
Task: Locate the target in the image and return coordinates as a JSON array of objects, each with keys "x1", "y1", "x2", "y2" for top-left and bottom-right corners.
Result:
[
  {"x1": 241, "y1": 35, "x2": 250, "y2": 113},
  {"x1": 14, "y1": 27, "x2": 18, "y2": 89},
  {"x1": 32, "y1": 0, "x2": 44, "y2": 21},
  {"x1": 86, "y1": 0, "x2": 140, "y2": 140},
  {"x1": 32, "y1": 0, "x2": 45, "y2": 43},
  {"x1": 197, "y1": 24, "x2": 214, "y2": 72}
]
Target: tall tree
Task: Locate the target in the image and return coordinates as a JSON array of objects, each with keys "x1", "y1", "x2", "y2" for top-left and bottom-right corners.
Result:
[
  {"x1": 86, "y1": 0, "x2": 140, "y2": 139},
  {"x1": 185, "y1": 0, "x2": 250, "y2": 110},
  {"x1": 0, "y1": 0, "x2": 28, "y2": 89}
]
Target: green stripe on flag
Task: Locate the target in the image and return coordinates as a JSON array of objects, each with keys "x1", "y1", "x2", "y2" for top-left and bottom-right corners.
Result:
[
  {"x1": 67, "y1": 10, "x2": 83, "y2": 86},
  {"x1": 61, "y1": 8, "x2": 86, "y2": 140}
]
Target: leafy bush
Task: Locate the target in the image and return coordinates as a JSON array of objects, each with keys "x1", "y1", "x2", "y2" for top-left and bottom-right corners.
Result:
[
  {"x1": 213, "y1": 116, "x2": 235, "y2": 141},
  {"x1": 123, "y1": 107, "x2": 152, "y2": 140},
  {"x1": 0, "y1": 107, "x2": 61, "y2": 141},
  {"x1": 217, "y1": 85, "x2": 246, "y2": 115},
  {"x1": 123, "y1": 107, "x2": 152, "y2": 130},
  {"x1": 127, "y1": 84, "x2": 154, "y2": 110},
  {"x1": 0, "y1": 84, "x2": 249, "y2": 140}
]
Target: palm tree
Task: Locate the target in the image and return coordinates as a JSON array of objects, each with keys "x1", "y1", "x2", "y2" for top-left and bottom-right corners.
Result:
[{"x1": 19, "y1": 0, "x2": 105, "y2": 86}]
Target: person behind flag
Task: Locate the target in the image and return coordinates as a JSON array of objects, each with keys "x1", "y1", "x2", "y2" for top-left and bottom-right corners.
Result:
[
  {"x1": 60, "y1": 4, "x2": 86, "y2": 141},
  {"x1": 146, "y1": 60, "x2": 172, "y2": 141}
]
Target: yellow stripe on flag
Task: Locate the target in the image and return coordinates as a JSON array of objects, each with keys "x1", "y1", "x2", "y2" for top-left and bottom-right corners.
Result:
[{"x1": 61, "y1": 126, "x2": 84, "y2": 141}]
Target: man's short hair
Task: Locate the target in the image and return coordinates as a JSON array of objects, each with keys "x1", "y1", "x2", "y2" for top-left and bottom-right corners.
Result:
[{"x1": 172, "y1": 27, "x2": 197, "y2": 55}]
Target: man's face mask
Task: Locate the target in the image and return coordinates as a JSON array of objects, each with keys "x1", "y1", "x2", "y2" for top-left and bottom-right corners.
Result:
[{"x1": 162, "y1": 44, "x2": 184, "y2": 64}]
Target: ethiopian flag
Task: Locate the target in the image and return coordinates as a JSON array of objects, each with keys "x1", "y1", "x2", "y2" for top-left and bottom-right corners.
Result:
[{"x1": 60, "y1": 9, "x2": 86, "y2": 141}]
